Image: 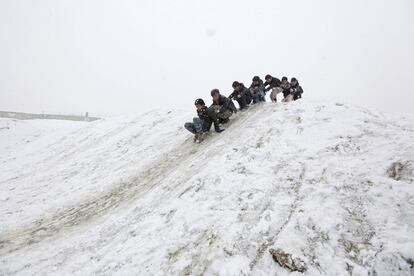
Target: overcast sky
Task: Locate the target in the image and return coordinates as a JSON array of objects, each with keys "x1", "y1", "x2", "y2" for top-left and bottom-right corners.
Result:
[{"x1": 0, "y1": 0, "x2": 413, "y2": 116}]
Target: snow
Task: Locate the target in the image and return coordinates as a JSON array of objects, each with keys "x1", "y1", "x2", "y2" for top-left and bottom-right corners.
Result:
[{"x1": 0, "y1": 101, "x2": 413, "y2": 275}]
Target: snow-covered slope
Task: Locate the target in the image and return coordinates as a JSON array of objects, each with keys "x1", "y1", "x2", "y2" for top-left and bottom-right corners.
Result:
[{"x1": 1, "y1": 102, "x2": 413, "y2": 275}]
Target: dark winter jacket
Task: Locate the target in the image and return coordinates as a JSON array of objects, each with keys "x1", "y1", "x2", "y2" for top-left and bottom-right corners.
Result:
[
  {"x1": 264, "y1": 77, "x2": 281, "y2": 92},
  {"x1": 281, "y1": 82, "x2": 291, "y2": 98},
  {"x1": 249, "y1": 78, "x2": 266, "y2": 96},
  {"x1": 291, "y1": 83, "x2": 304, "y2": 100},
  {"x1": 229, "y1": 83, "x2": 252, "y2": 103},
  {"x1": 212, "y1": 95, "x2": 238, "y2": 113},
  {"x1": 249, "y1": 78, "x2": 264, "y2": 90},
  {"x1": 197, "y1": 107, "x2": 220, "y2": 132}
]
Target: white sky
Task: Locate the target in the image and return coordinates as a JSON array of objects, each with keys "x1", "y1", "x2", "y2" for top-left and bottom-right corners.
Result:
[{"x1": 0, "y1": 0, "x2": 413, "y2": 116}]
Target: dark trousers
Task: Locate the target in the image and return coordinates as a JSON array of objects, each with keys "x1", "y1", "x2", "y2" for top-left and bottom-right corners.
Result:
[
  {"x1": 234, "y1": 94, "x2": 249, "y2": 109},
  {"x1": 252, "y1": 93, "x2": 266, "y2": 103},
  {"x1": 184, "y1": 117, "x2": 204, "y2": 134},
  {"x1": 293, "y1": 92, "x2": 302, "y2": 101},
  {"x1": 235, "y1": 95, "x2": 248, "y2": 109}
]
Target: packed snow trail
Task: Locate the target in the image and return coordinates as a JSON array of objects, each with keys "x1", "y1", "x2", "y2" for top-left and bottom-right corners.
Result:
[
  {"x1": 0, "y1": 101, "x2": 413, "y2": 275},
  {"x1": 0, "y1": 105, "x2": 263, "y2": 254}
]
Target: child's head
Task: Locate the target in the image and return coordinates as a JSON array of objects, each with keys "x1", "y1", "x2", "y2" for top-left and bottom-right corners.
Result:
[
  {"x1": 194, "y1": 98, "x2": 205, "y2": 110},
  {"x1": 232, "y1": 81, "x2": 241, "y2": 92},
  {"x1": 211, "y1": 89, "x2": 220, "y2": 101}
]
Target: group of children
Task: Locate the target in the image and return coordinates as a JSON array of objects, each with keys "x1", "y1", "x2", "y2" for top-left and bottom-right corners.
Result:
[{"x1": 184, "y1": 74, "x2": 304, "y2": 142}]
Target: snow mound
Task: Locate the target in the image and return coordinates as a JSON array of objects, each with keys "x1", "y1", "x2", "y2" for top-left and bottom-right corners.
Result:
[{"x1": 1, "y1": 101, "x2": 414, "y2": 275}]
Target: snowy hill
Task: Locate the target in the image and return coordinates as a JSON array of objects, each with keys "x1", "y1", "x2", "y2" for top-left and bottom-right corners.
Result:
[{"x1": 1, "y1": 101, "x2": 413, "y2": 275}]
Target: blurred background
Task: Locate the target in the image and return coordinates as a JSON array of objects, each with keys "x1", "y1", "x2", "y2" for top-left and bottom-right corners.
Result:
[{"x1": 0, "y1": 0, "x2": 413, "y2": 116}]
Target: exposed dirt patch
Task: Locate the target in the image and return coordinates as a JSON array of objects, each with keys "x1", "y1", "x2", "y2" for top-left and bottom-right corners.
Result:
[
  {"x1": 387, "y1": 161, "x2": 413, "y2": 182},
  {"x1": 269, "y1": 248, "x2": 307, "y2": 273}
]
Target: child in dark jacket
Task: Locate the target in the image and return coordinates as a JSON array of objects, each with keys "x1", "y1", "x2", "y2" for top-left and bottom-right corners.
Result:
[
  {"x1": 264, "y1": 74, "x2": 282, "y2": 102},
  {"x1": 210, "y1": 89, "x2": 237, "y2": 124},
  {"x1": 249, "y1": 76, "x2": 266, "y2": 103},
  {"x1": 290, "y1": 77, "x2": 303, "y2": 101},
  {"x1": 184, "y1": 98, "x2": 224, "y2": 142},
  {"x1": 229, "y1": 81, "x2": 252, "y2": 110}
]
